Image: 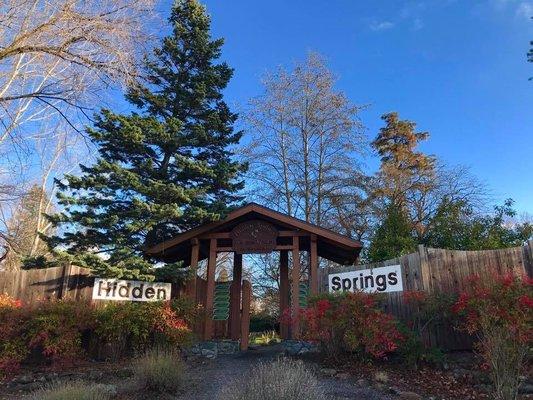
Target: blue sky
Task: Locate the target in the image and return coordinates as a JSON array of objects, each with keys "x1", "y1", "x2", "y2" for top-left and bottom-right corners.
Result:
[{"x1": 156, "y1": 0, "x2": 533, "y2": 213}]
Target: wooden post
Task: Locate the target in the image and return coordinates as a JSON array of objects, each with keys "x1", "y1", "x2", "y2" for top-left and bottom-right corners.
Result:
[
  {"x1": 188, "y1": 238, "x2": 199, "y2": 302},
  {"x1": 291, "y1": 237, "x2": 300, "y2": 339},
  {"x1": 240, "y1": 280, "x2": 251, "y2": 351},
  {"x1": 279, "y1": 250, "x2": 289, "y2": 339},
  {"x1": 309, "y1": 234, "x2": 318, "y2": 295},
  {"x1": 204, "y1": 238, "x2": 217, "y2": 340},
  {"x1": 229, "y1": 253, "x2": 243, "y2": 340},
  {"x1": 59, "y1": 263, "x2": 72, "y2": 300},
  {"x1": 526, "y1": 239, "x2": 533, "y2": 277},
  {"x1": 418, "y1": 245, "x2": 431, "y2": 293}
]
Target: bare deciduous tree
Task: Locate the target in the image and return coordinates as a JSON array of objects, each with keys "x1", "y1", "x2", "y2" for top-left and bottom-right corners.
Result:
[
  {"x1": 245, "y1": 52, "x2": 366, "y2": 226},
  {"x1": 0, "y1": 0, "x2": 155, "y2": 268},
  {"x1": 0, "y1": 121, "x2": 85, "y2": 269},
  {"x1": 0, "y1": 0, "x2": 154, "y2": 147}
]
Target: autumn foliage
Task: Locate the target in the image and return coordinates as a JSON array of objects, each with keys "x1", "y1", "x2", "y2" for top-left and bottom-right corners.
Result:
[
  {"x1": 284, "y1": 292, "x2": 404, "y2": 359},
  {"x1": 0, "y1": 295, "x2": 198, "y2": 379},
  {"x1": 453, "y1": 274, "x2": 532, "y2": 400}
]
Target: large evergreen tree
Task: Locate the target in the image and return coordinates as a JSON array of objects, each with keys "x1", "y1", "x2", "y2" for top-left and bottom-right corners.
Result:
[{"x1": 47, "y1": 0, "x2": 246, "y2": 280}]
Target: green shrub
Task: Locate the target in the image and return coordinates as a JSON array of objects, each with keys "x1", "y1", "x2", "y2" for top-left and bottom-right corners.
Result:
[
  {"x1": 250, "y1": 313, "x2": 278, "y2": 332},
  {"x1": 29, "y1": 381, "x2": 114, "y2": 400},
  {"x1": 220, "y1": 359, "x2": 327, "y2": 400},
  {"x1": 133, "y1": 348, "x2": 186, "y2": 393},
  {"x1": 1, "y1": 298, "x2": 199, "y2": 377},
  {"x1": 93, "y1": 299, "x2": 197, "y2": 360},
  {"x1": 396, "y1": 323, "x2": 445, "y2": 368}
]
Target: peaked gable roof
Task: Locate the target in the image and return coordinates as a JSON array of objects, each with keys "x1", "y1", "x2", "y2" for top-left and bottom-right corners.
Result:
[{"x1": 146, "y1": 202, "x2": 362, "y2": 265}]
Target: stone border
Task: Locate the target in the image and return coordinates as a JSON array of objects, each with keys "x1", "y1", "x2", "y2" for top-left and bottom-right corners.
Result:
[{"x1": 186, "y1": 340, "x2": 240, "y2": 359}]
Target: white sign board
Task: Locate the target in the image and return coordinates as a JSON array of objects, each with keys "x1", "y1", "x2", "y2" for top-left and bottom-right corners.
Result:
[
  {"x1": 92, "y1": 278, "x2": 171, "y2": 302},
  {"x1": 328, "y1": 264, "x2": 403, "y2": 294}
]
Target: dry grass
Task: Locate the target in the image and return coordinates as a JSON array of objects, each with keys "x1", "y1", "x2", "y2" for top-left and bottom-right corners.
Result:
[
  {"x1": 133, "y1": 348, "x2": 186, "y2": 394},
  {"x1": 220, "y1": 358, "x2": 327, "y2": 400},
  {"x1": 29, "y1": 381, "x2": 114, "y2": 400}
]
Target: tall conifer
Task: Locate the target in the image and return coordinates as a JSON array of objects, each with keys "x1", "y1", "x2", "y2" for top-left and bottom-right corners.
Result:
[{"x1": 47, "y1": 0, "x2": 246, "y2": 279}]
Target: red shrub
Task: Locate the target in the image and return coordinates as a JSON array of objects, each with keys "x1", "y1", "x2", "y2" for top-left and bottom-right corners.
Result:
[
  {"x1": 0, "y1": 297, "x2": 199, "y2": 379},
  {"x1": 453, "y1": 273, "x2": 532, "y2": 400},
  {"x1": 452, "y1": 273, "x2": 532, "y2": 342},
  {"x1": 286, "y1": 292, "x2": 404, "y2": 360}
]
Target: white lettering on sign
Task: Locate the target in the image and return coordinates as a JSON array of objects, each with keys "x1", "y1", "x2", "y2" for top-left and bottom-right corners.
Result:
[
  {"x1": 328, "y1": 265, "x2": 403, "y2": 294},
  {"x1": 92, "y1": 278, "x2": 171, "y2": 302}
]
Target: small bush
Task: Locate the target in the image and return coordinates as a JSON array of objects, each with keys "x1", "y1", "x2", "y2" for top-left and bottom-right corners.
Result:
[
  {"x1": 283, "y1": 292, "x2": 403, "y2": 360},
  {"x1": 133, "y1": 348, "x2": 186, "y2": 393},
  {"x1": 453, "y1": 274, "x2": 532, "y2": 400},
  {"x1": 29, "y1": 381, "x2": 114, "y2": 400},
  {"x1": 0, "y1": 301, "x2": 94, "y2": 378},
  {"x1": 94, "y1": 300, "x2": 196, "y2": 360},
  {"x1": 250, "y1": 313, "x2": 278, "y2": 332},
  {"x1": 220, "y1": 359, "x2": 327, "y2": 400}
]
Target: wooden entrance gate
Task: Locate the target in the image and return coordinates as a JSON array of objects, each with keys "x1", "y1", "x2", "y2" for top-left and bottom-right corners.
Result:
[{"x1": 147, "y1": 203, "x2": 362, "y2": 347}]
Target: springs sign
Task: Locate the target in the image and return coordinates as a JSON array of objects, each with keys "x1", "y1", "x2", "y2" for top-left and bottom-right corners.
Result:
[{"x1": 328, "y1": 264, "x2": 403, "y2": 294}]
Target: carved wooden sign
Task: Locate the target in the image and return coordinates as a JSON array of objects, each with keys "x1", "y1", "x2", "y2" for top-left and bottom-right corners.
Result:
[{"x1": 230, "y1": 220, "x2": 278, "y2": 254}]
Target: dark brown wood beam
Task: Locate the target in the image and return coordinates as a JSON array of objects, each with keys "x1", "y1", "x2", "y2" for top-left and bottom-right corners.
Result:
[
  {"x1": 291, "y1": 237, "x2": 300, "y2": 339},
  {"x1": 240, "y1": 280, "x2": 251, "y2": 351},
  {"x1": 198, "y1": 230, "x2": 310, "y2": 240},
  {"x1": 309, "y1": 234, "x2": 318, "y2": 295},
  {"x1": 229, "y1": 253, "x2": 243, "y2": 340},
  {"x1": 279, "y1": 250, "x2": 289, "y2": 340}
]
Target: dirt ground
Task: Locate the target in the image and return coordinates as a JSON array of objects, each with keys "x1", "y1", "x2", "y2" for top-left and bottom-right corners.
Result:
[
  {"x1": 4, "y1": 344, "x2": 528, "y2": 400},
  {"x1": 0, "y1": 344, "x2": 394, "y2": 400},
  {"x1": 175, "y1": 344, "x2": 394, "y2": 400}
]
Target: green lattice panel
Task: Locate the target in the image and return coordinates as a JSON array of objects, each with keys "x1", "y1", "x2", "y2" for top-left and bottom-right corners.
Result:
[
  {"x1": 213, "y1": 281, "x2": 231, "y2": 321},
  {"x1": 289, "y1": 282, "x2": 309, "y2": 308},
  {"x1": 299, "y1": 282, "x2": 308, "y2": 308}
]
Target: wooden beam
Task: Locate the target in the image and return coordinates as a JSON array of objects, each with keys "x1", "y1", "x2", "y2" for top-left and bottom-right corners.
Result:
[
  {"x1": 229, "y1": 253, "x2": 243, "y2": 340},
  {"x1": 309, "y1": 234, "x2": 318, "y2": 295},
  {"x1": 240, "y1": 280, "x2": 252, "y2": 351},
  {"x1": 187, "y1": 238, "x2": 199, "y2": 302},
  {"x1": 291, "y1": 237, "x2": 300, "y2": 339},
  {"x1": 59, "y1": 263, "x2": 72, "y2": 300},
  {"x1": 199, "y1": 232, "x2": 230, "y2": 239},
  {"x1": 275, "y1": 244, "x2": 295, "y2": 250},
  {"x1": 279, "y1": 250, "x2": 289, "y2": 339},
  {"x1": 214, "y1": 244, "x2": 294, "y2": 252},
  {"x1": 204, "y1": 238, "x2": 217, "y2": 340},
  {"x1": 199, "y1": 230, "x2": 310, "y2": 240},
  {"x1": 215, "y1": 246, "x2": 234, "y2": 252},
  {"x1": 279, "y1": 231, "x2": 310, "y2": 237}
]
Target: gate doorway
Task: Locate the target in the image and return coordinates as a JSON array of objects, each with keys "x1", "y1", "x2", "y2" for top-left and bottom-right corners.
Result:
[{"x1": 147, "y1": 203, "x2": 362, "y2": 349}]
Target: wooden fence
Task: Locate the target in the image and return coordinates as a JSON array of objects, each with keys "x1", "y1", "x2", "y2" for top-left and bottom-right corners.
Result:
[
  {"x1": 319, "y1": 241, "x2": 533, "y2": 350},
  {"x1": 0, "y1": 264, "x2": 93, "y2": 304},
  {"x1": 1, "y1": 241, "x2": 532, "y2": 350}
]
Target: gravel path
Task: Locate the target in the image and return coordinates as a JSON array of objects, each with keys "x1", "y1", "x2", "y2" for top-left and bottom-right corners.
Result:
[{"x1": 178, "y1": 344, "x2": 393, "y2": 400}]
